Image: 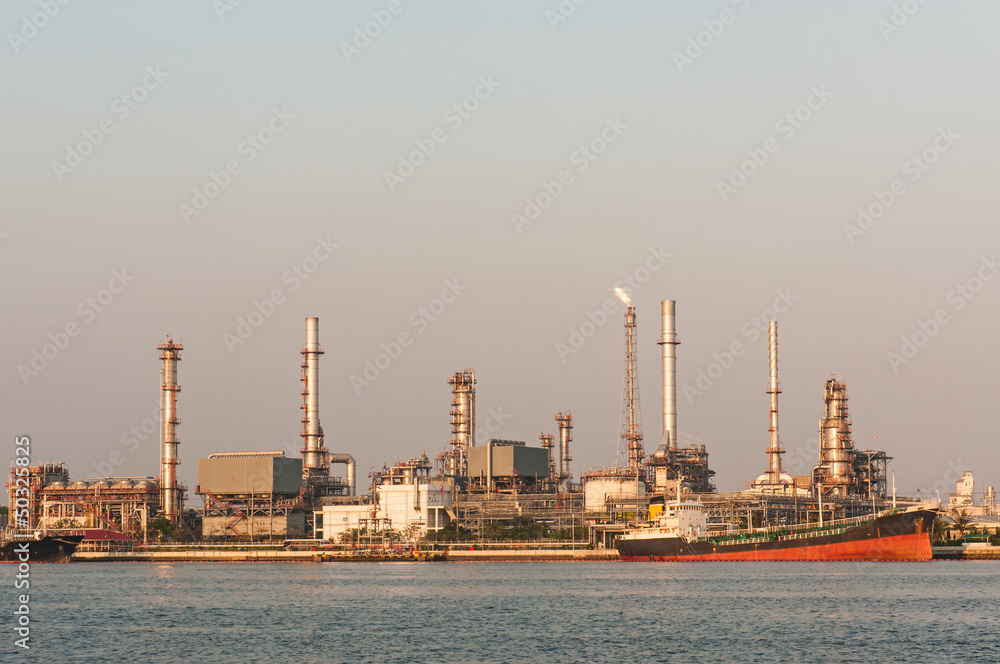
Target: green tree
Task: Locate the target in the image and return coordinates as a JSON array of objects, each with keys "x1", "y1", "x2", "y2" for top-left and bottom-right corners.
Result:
[
  {"x1": 481, "y1": 521, "x2": 507, "y2": 540},
  {"x1": 148, "y1": 517, "x2": 177, "y2": 541},
  {"x1": 953, "y1": 510, "x2": 973, "y2": 540},
  {"x1": 932, "y1": 517, "x2": 950, "y2": 543}
]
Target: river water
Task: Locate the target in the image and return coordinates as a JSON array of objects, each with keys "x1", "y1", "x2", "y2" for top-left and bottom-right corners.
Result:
[{"x1": 2, "y1": 561, "x2": 998, "y2": 663}]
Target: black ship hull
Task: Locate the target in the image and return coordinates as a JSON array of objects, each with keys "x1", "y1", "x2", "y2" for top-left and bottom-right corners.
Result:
[{"x1": 1, "y1": 535, "x2": 85, "y2": 563}]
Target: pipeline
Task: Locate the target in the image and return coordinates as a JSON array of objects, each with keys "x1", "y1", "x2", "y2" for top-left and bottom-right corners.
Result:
[{"x1": 329, "y1": 453, "x2": 356, "y2": 496}]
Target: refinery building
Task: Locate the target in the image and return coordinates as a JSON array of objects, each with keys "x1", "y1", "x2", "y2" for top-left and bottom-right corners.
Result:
[{"x1": 10, "y1": 295, "x2": 977, "y2": 550}]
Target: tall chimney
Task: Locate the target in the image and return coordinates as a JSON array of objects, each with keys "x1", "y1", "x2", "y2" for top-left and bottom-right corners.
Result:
[
  {"x1": 157, "y1": 338, "x2": 182, "y2": 523},
  {"x1": 301, "y1": 317, "x2": 325, "y2": 472},
  {"x1": 766, "y1": 321, "x2": 784, "y2": 484},
  {"x1": 657, "y1": 300, "x2": 679, "y2": 452}
]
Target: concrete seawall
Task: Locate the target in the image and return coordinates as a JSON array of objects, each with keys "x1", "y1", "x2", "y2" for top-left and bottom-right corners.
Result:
[{"x1": 73, "y1": 548, "x2": 620, "y2": 563}]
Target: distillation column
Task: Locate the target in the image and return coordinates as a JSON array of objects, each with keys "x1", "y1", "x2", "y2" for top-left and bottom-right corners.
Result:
[
  {"x1": 539, "y1": 432, "x2": 556, "y2": 484},
  {"x1": 448, "y1": 369, "x2": 476, "y2": 478},
  {"x1": 556, "y1": 412, "x2": 573, "y2": 488},
  {"x1": 816, "y1": 376, "x2": 855, "y2": 496}
]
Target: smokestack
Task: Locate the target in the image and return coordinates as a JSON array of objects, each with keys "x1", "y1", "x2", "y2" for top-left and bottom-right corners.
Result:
[
  {"x1": 157, "y1": 338, "x2": 182, "y2": 523},
  {"x1": 766, "y1": 321, "x2": 784, "y2": 484},
  {"x1": 657, "y1": 300, "x2": 679, "y2": 452},
  {"x1": 301, "y1": 317, "x2": 325, "y2": 472},
  {"x1": 556, "y1": 412, "x2": 573, "y2": 488}
]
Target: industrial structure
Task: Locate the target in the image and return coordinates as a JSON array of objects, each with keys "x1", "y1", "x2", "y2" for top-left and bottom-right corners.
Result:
[
  {"x1": 646, "y1": 300, "x2": 715, "y2": 494},
  {"x1": 157, "y1": 337, "x2": 184, "y2": 523},
  {"x1": 620, "y1": 301, "x2": 645, "y2": 470},
  {"x1": 750, "y1": 322, "x2": 795, "y2": 494},
  {"x1": 4, "y1": 337, "x2": 190, "y2": 545},
  {"x1": 556, "y1": 411, "x2": 573, "y2": 489},
  {"x1": 440, "y1": 369, "x2": 476, "y2": 478},
  {"x1": 195, "y1": 317, "x2": 355, "y2": 539},
  {"x1": 584, "y1": 298, "x2": 716, "y2": 522},
  {"x1": 6, "y1": 463, "x2": 159, "y2": 534},
  {"x1": 300, "y1": 317, "x2": 355, "y2": 498},
  {"x1": 197, "y1": 451, "x2": 305, "y2": 538},
  {"x1": 315, "y1": 453, "x2": 454, "y2": 542},
  {"x1": 4, "y1": 290, "x2": 950, "y2": 553}
]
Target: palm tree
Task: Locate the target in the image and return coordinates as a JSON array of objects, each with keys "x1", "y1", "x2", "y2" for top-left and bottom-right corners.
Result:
[
  {"x1": 932, "y1": 517, "x2": 950, "y2": 543},
  {"x1": 953, "y1": 509, "x2": 973, "y2": 540}
]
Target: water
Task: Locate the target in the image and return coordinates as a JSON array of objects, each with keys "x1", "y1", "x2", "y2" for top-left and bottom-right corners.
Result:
[{"x1": 3, "y1": 561, "x2": 998, "y2": 663}]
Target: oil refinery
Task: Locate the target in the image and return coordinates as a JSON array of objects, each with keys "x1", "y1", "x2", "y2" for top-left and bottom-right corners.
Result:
[{"x1": 5, "y1": 300, "x2": 997, "y2": 557}]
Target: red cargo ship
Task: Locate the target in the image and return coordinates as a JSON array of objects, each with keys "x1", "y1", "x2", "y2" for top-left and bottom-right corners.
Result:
[{"x1": 615, "y1": 502, "x2": 936, "y2": 562}]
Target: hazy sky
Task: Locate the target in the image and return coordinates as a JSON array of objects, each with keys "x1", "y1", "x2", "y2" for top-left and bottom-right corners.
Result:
[{"x1": 3, "y1": 1, "x2": 999, "y2": 504}]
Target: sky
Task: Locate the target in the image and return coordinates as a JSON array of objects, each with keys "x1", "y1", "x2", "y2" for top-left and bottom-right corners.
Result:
[{"x1": 2, "y1": 1, "x2": 999, "y2": 505}]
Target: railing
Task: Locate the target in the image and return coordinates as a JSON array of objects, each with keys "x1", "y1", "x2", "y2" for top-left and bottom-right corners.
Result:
[
  {"x1": 422, "y1": 541, "x2": 592, "y2": 550},
  {"x1": 710, "y1": 510, "x2": 897, "y2": 543}
]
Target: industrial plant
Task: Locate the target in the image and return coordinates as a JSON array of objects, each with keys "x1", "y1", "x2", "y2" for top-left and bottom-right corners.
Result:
[{"x1": 6, "y1": 297, "x2": 996, "y2": 554}]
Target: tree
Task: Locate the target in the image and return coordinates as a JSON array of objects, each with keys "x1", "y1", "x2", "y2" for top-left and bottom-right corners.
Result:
[
  {"x1": 481, "y1": 522, "x2": 507, "y2": 541},
  {"x1": 402, "y1": 523, "x2": 423, "y2": 548},
  {"x1": 932, "y1": 517, "x2": 950, "y2": 543},
  {"x1": 148, "y1": 517, "x2": 177, "y2": 542},
  {"x1": 953, "y1": 509, "x2": 973, "y2": 539},
  {"x1": 424, "y1": 521, "x2": 473, "y2": 543}
]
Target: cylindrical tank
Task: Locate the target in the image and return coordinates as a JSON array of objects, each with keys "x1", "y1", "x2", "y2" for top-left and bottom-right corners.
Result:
[{"x1": 583, "y1": 475, "x2": 645, "y2": 513}]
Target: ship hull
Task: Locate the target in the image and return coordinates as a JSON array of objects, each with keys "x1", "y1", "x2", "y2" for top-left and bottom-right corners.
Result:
[
  {"x1": 617, "y1": 509, "x2": 935, "y2": 562},
  {"x1": 1, "y1": 535, "x2": 84, "y2": 563}
]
